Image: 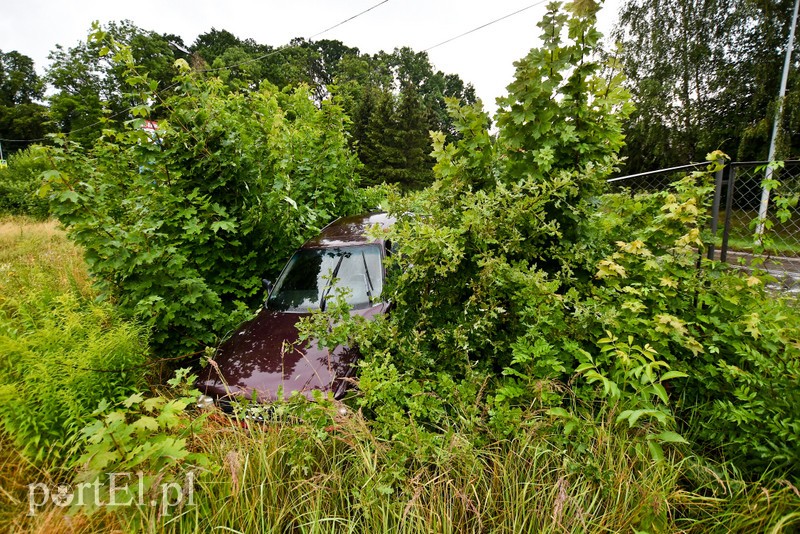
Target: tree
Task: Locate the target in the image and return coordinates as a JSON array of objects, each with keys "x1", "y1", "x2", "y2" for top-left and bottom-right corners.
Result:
[
  {"x1": 734, "y1": 0, "x2": 800, "y2": 160},
  {"x1": 41, "y1": 22, "x2": 475, "y2": 181},
  {"x1": 394, "y1": 83, "x2": 436, "y2": 189},
  {"x1": 359, "y1": 89, "x2": 395, "y2": 187},
  {"x1": 191, "y1": 28, "x2": 244, "y2": 65},
  {"x1": 331, "y1": 48, "x2": 476, "y2": 188},
  {"x1": 0, "y1": 50, "x2": 50, "y2": 152},
  {"x1": 42, "y1": 40, "x2": 368, "y2": 354},
  {"x1": 615, "y1": 0, "x2": 800, "y2": 172},
  {"x1": 0, "y1": 50, "x2": 44, "y2": 105},
  {"x1": 359, "y1": 84, "x2": 435, "y2": 190},
  {"x1": 376, "y1": 47, "x2": 478, "y2": 139},
  {"x1": 0, "y1": 104, "x2": 52, "y2": 147},
  {"x1": 47, "y1": 21, "x2": 175, "y2": 145}
]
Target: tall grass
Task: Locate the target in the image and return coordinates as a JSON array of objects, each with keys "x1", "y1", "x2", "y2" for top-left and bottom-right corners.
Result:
[
  {"x1": 0, "y1": 217, "x2": 149, "y2": 466},
  {"x1": 0, "y1": 218, "x2": 90, "y2": 300},
  {"x1": 109, "y1": 411, "x2": 798, "y2": 533},
  {"x1": 10, "y1": 410, "x2": 799, "y2": 533}
]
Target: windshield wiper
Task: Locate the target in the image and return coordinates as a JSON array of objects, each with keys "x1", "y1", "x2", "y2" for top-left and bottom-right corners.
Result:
[
  {"x1": 319, "y1": 251, "x2": 348, "y2": 311},
  {"x1": 361, "y1": 250, "x2": 375, "y2": 303}
]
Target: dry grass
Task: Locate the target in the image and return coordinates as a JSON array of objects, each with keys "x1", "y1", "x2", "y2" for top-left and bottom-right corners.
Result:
[{"x1": 0, "y1": 217, "x2": 92, "y2": 305}]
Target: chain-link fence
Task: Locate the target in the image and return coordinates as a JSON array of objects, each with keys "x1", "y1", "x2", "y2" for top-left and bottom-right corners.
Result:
[{"x1": 607, "y1": 160, "x2": 800, "y2": 292}]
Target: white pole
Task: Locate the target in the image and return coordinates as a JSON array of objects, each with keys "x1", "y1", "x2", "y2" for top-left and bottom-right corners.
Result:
[{"x1": 756, "y1": 0, "x2": 800, "y2": 238}]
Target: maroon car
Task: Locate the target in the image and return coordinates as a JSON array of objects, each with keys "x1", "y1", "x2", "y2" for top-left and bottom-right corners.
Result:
[{"x1": 196, "y1": 212, "x2": 394, "y2": 410}]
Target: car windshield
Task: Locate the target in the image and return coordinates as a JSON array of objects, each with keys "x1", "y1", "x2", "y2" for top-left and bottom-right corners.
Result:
[{"x1": 267, "y1": 245, "x2": 383, "y2": 312}]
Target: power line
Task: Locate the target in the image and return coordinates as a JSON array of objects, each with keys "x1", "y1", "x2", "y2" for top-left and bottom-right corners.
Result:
[
  {"x1": 424, "y1": 0, "x2": 549, "y2": 52},
  {"x1": 0, "y1": 136, "x2": 48, "y2": 143},
  {"x1": 309, "y1": 0, "x2": 390, "y2": 39},
  {"x1": 200, "y1": 0, "x2": 390, "y2": 74}
]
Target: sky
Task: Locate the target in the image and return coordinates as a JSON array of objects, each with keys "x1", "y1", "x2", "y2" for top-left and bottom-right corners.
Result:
[{"x1": 0, "y1": 0, "x2": 622, "y2": 117}]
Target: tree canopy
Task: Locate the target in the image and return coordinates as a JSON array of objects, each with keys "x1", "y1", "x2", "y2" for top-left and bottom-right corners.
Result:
[
  {"x1": 0, "y1": 49, "x2": 50, "y2": 151},
  {"x1": 2, "y1": 21, "x2": 474, "y2": 189},
  {"x1": 615, "y1": 0, "x2": 800, "y2": 173}
]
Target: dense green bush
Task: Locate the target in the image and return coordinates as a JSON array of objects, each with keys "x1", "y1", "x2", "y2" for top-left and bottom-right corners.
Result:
[
  {"x1": 313, "y1": 0, "x2": 633, "y2": 445},
  {"x1": 302, "y1": 1, "x2": 800, "y2": 481},
  {"x1": 42, "y1": 34, "x2": 373, "y2": 354},
  {"x1": 596, "y1": 183, "x2": 800, "y2": 476},
  {"x1": 0, "y1": 147, "x2": 50, "y2": 218},
  {"x1": 0, "y1": 294, "x2": 148, "y2": 466}
]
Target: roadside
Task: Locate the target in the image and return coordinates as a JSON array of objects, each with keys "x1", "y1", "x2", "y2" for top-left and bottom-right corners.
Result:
[{"x1": 722, "y1": 250, "x2": 800, "y2": 292}]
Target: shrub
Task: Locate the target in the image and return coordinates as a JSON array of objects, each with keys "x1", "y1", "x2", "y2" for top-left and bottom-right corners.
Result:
[
  {"x1": 0, "y1": 147, "x2": 50, "y2": 218},
  {"x1": 591, "y1": 177, "x2": 800, "y2": 477},
  {"x1": 301, "y1": 1, "x2": 800, "y2": 481},
  {"x1": 41, "y1": 33, "x2": 371, "y2": 354}
]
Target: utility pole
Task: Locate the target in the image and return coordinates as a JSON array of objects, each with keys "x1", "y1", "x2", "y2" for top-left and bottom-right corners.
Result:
[{"x1": 756, "y1": 0, "x2": 800, "y2": 238}]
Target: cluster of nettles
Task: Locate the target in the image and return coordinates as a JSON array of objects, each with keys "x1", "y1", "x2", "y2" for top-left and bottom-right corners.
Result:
[{"x1": 310, "y1": 1, "x2": 800, "y2": 479}]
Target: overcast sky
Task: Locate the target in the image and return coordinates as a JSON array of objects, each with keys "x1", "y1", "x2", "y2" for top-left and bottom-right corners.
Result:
[{"x1": 0, "y1": 0, "x2": 621, "y2": 117}]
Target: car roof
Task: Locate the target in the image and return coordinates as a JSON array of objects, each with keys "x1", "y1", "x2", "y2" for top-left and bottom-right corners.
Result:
[{"x1": 302, "y1": 212, "x2": 395, "y2": 248}]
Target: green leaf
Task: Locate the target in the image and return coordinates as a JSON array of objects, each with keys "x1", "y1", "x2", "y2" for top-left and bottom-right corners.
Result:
[
  {"x1": 131, "y1": 416, "x2": 159, "y2": 434},
  {"x1": 547, "y1": 408, "x2": 572, "y2": 418},
  {"x1": 651, "y1": 383, "x2": 669, "y2": 405},
  {"x1": 654, "y1": 431, "x2": 688, "y2": 444},
  {"x1": 58, "y1": 191, "x2": 80, "y2": 203},
  {"x1": 122, "y1": 393, "x2": 144, "y2": 408},
  {"x1": 660, "y1": 370, "x2": 688, "y2": 381},
  {"x1": 647, "y1": 440, "x2": 664, "y2": 462}
]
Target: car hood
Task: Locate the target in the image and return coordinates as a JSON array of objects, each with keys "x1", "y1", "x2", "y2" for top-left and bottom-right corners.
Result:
[{"x1": 196, "y1": 303, "x2": 386, "y2": 402}]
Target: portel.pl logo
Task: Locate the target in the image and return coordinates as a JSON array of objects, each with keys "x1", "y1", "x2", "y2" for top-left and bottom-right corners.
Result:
[{"x1": 28, "y1": 471, "x2": 195, "y2": 516}]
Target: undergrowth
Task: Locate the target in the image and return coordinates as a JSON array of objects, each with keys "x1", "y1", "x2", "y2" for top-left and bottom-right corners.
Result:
[
  {"x1": 0, "y1": 219, "x2": 149, "y2": 467},
  {"x1": 7, "y1": 400, "x2": 799, "y2": 533},
  {"x1": 1, "y1": 1, "x2": 799, "y2": 532}
]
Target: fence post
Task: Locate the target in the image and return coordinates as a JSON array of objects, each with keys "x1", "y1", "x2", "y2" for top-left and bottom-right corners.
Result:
[
  {"x1": 720, "y1": 166, "x2": 738, "y2": 263},
  {"x1": 708, "y1": 166, "x2": 725, "y2": 260},
  {"x1": 756, "y1": 0, "x2": 799, "y2": 238}
]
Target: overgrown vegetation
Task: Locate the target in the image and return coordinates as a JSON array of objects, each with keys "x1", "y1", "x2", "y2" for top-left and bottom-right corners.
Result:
[
  {"x1": 39, "y1": 31, "x2": 377, "y2": 354},
  {"x1": 2, "y1": 22, "x2": 475, "y2": 191},
  {"x1": 0, "y1": 1, "x2": 799, "y2": 532},
  {"x1": 303, "y1": 1, "x2": 800, "y2": 483},
  {"x1": 0, "y1": 149, "x2": 50, "y2": 218},
  {"x1": 5, "y1": 390, "x2": 799, "y2": 533},
  {"x1": 0, "y1": 220, "x2": 147, "y2": 466},
  {"x1": 0, "y1": 219, "x2": 211, "y2": 529}
]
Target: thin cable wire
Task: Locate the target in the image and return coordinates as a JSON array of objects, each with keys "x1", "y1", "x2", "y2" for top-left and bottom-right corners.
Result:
[
  {"x1": 424, "y1": 0, "x2": 549, "y2": 52},
  {"x1": 195, "y1": 46, "x2": 285, "y2": 74},
  {"x1": 309, "y1": 0, "x2": 390, "y2": 39},
  {"x1": 0, "y1": 136, "x2": 48, "y2": 143},
  {"x1": 199, "y1": 0, "x2": 390, "y2": 74}
]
